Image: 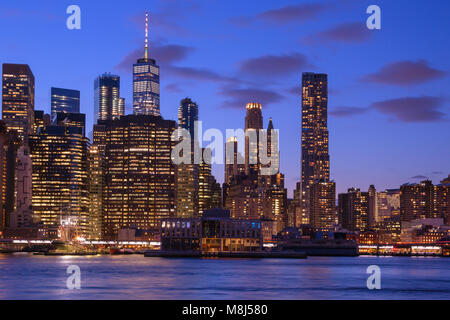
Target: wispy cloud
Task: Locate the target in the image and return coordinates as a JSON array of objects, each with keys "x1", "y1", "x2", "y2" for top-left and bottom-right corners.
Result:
[
  {"x1": 362, "y1": 60, "x2": 447, "y2": 86},
  {"x1": 370, "y1": 96, "x2": 448, "y2": 122},
  {"x1": 304, "y1": 22, "x2": 372, "y2": 44},
  {"x1": 219, "y1": 87, "x2": 284, "y2": 109},
  {"x1": 329, "y1": 106, "x2": 369, "y2": 117},
  {"x1": 239, "y1": 53, "x2": 311, "y2": 77}
]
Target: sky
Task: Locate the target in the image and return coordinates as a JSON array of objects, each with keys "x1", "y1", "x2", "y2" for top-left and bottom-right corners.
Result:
[{"x1": 0, "y1": 0, "x2": 449, "y2": 197}]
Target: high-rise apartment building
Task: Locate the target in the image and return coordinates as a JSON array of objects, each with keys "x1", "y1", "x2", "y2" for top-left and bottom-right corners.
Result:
[
  {"x1": 400, "y1": 179, "x2": 449, "y2": 222},
  {"x1": 2, "y1": 63, "x2": 35, "y2": 141},
  {"x1": 310, "y1": 180, "x2": 336, "y2": 229},
  {"x1": 301, "y1": 72, "x2": 330, "y2": 225},
  {"x1": 94, "y1": 73, "x2": 123, "y2": 122},
  {"x1": 50, "y1": 87, "x2": 80, "y2": 118},
  {"x1": 97, "y1": 115, "x2": 176, "y2": 239},
  {"x1": 133, "y1": 13, "x2": 160, "y2": 116},
  {"x1": 400, "y1": 180, "x2": 435, "y2": 221},
  {"x1": 175, "y1": 98, "x2": 199, "y2": 218},
  {"x1": 338, "y1": 187, "x2": 369, "y2": 231}
]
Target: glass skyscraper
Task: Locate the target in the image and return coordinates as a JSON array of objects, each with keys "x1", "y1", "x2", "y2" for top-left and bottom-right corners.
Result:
[
  {"x1": 50, "y1": 87, "x2": 80, "y2": 118},
  {"x1": 94, "y1": 73, "x2": 123, "y2": 123},
  {"x1": 133, "y1": 13, "x2": 160, "y2": 116}
]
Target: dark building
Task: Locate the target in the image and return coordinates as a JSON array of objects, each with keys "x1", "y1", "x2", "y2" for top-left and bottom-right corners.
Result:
[
  {"x1": 133, "y1": 13, "x2": 160, "y2": 116},
  {"x1": 97, "y1": 115, "x2": 176, "y2": 239},
  {"x1": 94, "y1": 73, "x2": 123, "y2": 122},
  {"x1": 0, "y1": 122, "x2": 21, "y2": 230},
  {"x1": 55, "y1": 112, "x2": 86, "y2": 137},
  {"x1": 301, "y1": 72, "x2": 330, "y2": 225},
  {"x1": 2, "y1": 63, "x2": 35, "y2": 141},
  {"x1": 50, "y1": 87, "x2": 80, "y2": 118}
]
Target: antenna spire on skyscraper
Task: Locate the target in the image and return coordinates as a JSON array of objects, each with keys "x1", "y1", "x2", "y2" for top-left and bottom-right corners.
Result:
[{"x1": 145, "y1": 12, "x2": 149, "y2": 60}]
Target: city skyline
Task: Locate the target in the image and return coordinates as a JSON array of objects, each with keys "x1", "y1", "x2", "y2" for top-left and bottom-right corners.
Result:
[{"x1": 0, "y1": 0, "x2": 448, "y2": 197}]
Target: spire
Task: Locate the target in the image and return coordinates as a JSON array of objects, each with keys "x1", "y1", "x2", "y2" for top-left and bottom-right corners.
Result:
[
  {"x1": 144, "y1": 12, "x2": 149, "y2": 60},
  {"x1": 268, "y1": 117, "x2": 274, "y2": 130}
]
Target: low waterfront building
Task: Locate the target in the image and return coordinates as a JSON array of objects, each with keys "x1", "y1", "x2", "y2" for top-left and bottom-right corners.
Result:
[{"x1": 160, "y1": 208, "x2": 263, "y2": 253}]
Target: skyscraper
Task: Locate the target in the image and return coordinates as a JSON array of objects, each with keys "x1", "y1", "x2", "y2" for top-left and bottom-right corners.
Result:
[
  {"x1": 133, "y1": 12, "x2": 160, "y2": 116},
  {"x1": 98, "y1": 115, "x2": 176, "y2": 239},
  {"x1": 29, "y1": 123, "x2": 90, "y2": 237},
  {"x1": 245, "y1": 102, "x2": 263, "y2": 176},
  {"x1": 94, "y1": 73, "x2": 123, "y2": 122},
  {"x1": 50, "y1": 87, "x2": 80, "y2": 118},
  {"x1": 301, "y1": 72, "x2": 330, "y2": 225},
  {"x1": 2, "y1": 63, "x2": 35, "y2": 141},
  {"x1": 176, "y1": 98, "x2": 199, "y2": 218}
]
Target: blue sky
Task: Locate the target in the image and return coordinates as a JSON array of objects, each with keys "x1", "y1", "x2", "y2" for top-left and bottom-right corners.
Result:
[{"x1": 1, "y1": 0, "x2": 449, "y2": 196}]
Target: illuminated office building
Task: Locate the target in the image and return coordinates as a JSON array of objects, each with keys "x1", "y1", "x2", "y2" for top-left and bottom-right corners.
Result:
[
  {"x1": 2, "y1": 63, "x2": 35, "y2": 141},
  {"x1": 94, "y1": 73, "x2": 123, "y2": 122},
  {"x1": 50, "y1": 87, "x2": 80, "y2": 118},
  {"x1": 98, "y1": 115, "x2": 176, "y2": 239},
  {"x1": 29, "y1": 123, "x2": 90, "y2": 237},
  {"x1": 133, "y1": 13, "x2": 160, "y2": 116},
  {"x1": 301, "y1": 72, "x2": 330, "y2": 224}
]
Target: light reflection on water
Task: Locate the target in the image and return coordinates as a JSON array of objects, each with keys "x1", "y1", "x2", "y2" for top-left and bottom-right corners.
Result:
[{"x1": 0, "y1": 253, "x2": 449, "y2": 300}]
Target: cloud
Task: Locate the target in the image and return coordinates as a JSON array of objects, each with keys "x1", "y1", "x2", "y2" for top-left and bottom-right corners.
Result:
[
  {"x1": 115, "y1": 44, "x2": 193, "y2": 72},
  {"x1": 411, "y1": 175, "x2": 428, "y2": 180},
  {"x1": 329, "y1": 106, "x2": 369, "y2": 117},
  {"x1": 370, "y1": 96, "x2": 447, "y2": 122},
  {"x1": 164, "y1": 83, "x2": 183, "y2": 93},
  {"x1": 219, "y1": 87, "x2": 284, "y2": 109},
  {"x1": 166, "y1": 66, "x2": 237, "y2": 84},
  {"x1": 305, "y1": 22, "x2": 372, "y2": 44},
  {"x1": 239, "y1": 53, "x2": 311, "y2": 77},
  {"x1": 258, "y1": 3, "x2": 327, "y2": 23},
  {"x1": 362, "y1": 60, "x2": 447, "y2": 86}
]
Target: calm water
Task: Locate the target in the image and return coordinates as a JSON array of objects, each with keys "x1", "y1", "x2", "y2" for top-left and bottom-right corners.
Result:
[{"x1": 0, "y1": 253, "x2": 449, "y2": 300}]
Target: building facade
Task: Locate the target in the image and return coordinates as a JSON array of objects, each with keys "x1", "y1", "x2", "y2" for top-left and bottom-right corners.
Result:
[
  {"x1": 98, "y1": 115, "x2": 176, "y2": 239},
  {"x1": 29, "y1": 125, "x2": 90, "y2": 237}
]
